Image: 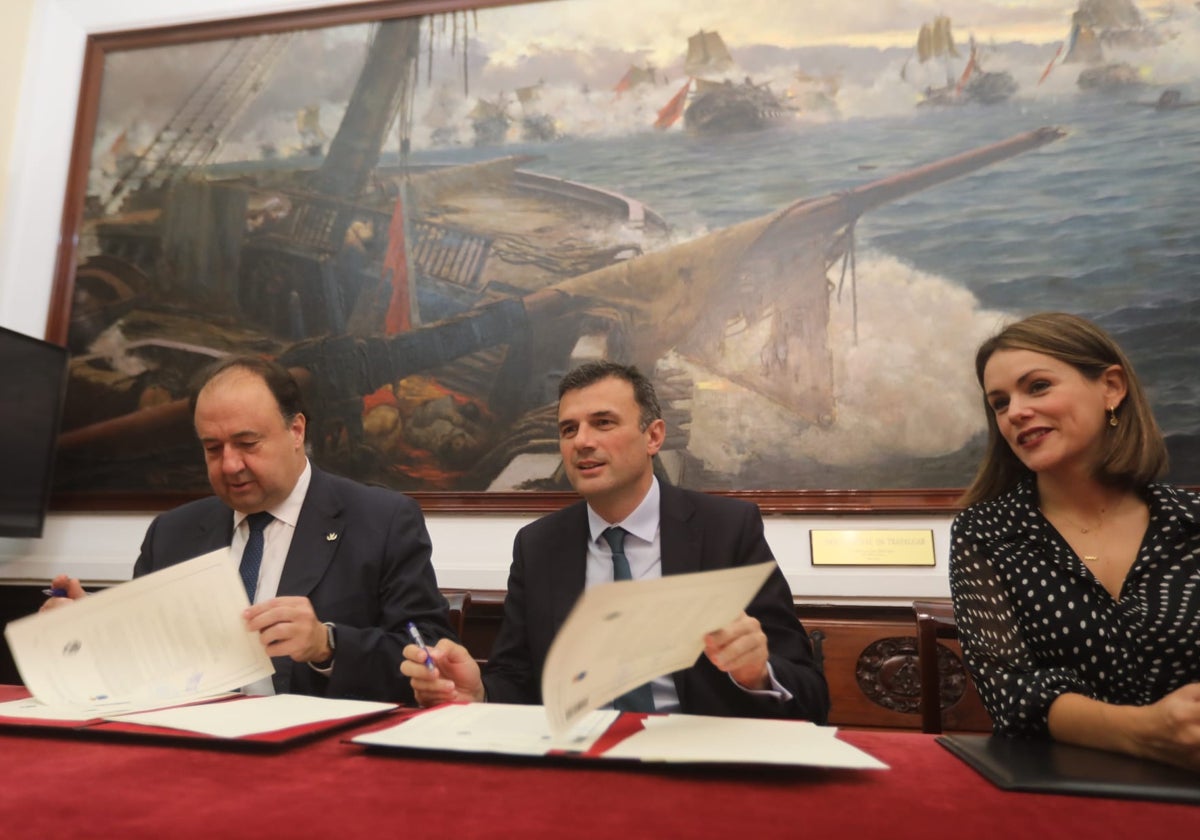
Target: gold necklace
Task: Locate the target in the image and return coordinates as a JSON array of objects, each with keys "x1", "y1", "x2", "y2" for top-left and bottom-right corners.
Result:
[
  {"x1": 1056, "y1": 510, "x2": 1103, "y2": 534},
  {"x1": 1051, "y1": 494, "x2": 1129, "y2": 535},
  {"x1": 1046, "y1": 495, "x2": 1131, "y2": 564}
]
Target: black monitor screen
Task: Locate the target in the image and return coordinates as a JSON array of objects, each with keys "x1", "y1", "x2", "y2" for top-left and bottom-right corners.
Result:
[{"x1": 0, "y1": 326, "x2": 68, "y2": 538}]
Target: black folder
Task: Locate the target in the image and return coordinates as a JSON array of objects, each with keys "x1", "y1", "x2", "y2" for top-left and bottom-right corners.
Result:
[{"x1": 938, "y1": 733, "x2": 1200, "y2": 804}]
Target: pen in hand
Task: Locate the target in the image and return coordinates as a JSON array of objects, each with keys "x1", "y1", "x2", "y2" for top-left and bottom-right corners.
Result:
[
  {"x1": 42, "y1": 588, "x2": 68, "y2": 598},
  {"x1": 407, "y1": 621, "x2": 436, "y2": 672}
]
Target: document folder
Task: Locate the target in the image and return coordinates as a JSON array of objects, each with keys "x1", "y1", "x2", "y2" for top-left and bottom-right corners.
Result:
[
  {"x1": 938, "y1": 733, "x2": 1200, "y2": 804},
  {"x1": 0, "y1": 686, "x2": 397, "y2": 750}
]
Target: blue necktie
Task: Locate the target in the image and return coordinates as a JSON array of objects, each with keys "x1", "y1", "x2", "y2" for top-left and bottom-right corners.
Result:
[
  {"x1": 239, "y1": 511, "x2": 274, "y2": 603},
  {"x1": 602, "y1": 526, "x2": 656, "y2": 714}
]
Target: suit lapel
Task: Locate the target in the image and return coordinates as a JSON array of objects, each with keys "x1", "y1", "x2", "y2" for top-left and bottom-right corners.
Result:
[
  {"x1": 548, "y1": 504, "x2": 589, "y2": 633},
  {"x1": 659, "y1": 484, "x2": 701, "y2": 576},
  {"x1": 659, "y1": 485, "x2": 702, "y2": 707},
  {"x1": 270, "y1": 469, "x2": 343, "y2": 695},
  {"x1": 196, "y1": 503, "x2": 235, "y2": 554},
  {"x1": 276, "y1": 468, "x2": 344, "y2": 598}
]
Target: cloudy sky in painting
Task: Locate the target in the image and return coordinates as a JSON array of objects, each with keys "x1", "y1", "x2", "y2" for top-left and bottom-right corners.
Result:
[
  {"x1": 88, "y1": 0, "x2": 1199, "y2": 158},
  {"x1": 474, "y1": 0, "x2": 1092, "y2": 66}
]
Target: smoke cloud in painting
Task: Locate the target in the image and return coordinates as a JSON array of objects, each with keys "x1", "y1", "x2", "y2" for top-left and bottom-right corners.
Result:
[{"x1": 680, "y1": 254, "x2": 1002, "y2": 476}]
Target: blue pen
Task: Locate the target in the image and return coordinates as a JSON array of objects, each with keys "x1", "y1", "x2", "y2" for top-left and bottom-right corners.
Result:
[
  {"x1": 407, "y1": 621, "x2": 436, "y2": 672},
  {"x1": 42, "y1": 587, "x2": 68, "y2": 598}
]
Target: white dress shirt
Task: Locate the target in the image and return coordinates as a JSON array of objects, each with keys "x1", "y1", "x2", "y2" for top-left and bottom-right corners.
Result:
[
  {"x1": 585, "y1": 477, "x2": 790, "y2": 709},
  {"x1": 230, "y1": 461, "x2": 312, "y2": 695}
]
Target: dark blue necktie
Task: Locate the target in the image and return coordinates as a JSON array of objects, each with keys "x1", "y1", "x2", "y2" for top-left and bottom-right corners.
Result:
[
  {"x1": 239, "y1": 511, "x2": 274, "y2": 603},
  {"x1": 602, "y1": 526, "x2": 656, "y2": 714}
]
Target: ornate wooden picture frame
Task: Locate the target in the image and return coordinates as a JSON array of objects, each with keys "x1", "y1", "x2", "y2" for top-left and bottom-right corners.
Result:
[{"x1": 44, "y1": 0, "x2": 1198, "y2": 513}]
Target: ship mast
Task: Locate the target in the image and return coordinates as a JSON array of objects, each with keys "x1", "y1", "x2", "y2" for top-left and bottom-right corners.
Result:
[{"x1": 310, "y1": 18, "x2": 422, "y2": 199}]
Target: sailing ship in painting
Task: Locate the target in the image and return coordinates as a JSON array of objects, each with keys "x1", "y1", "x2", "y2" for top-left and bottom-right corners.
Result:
[
  {"x1": 613, "y1": 64, "x2": 663, "y2": 96},
  {"x1": 59, "y1": 13, "x2": 1069, "y2": 497},
  {"x1": 787, "y1": 70, "x2": 839, "y2": 116},
  {"x1": 295, "y1": 105, "x2": 327, "y2": 156},
  {"x1": 655, "y1": 30, "x2": 795, "y2": 134},
  {"x1": 462, "y1": 85, "x2": 561, "y2": 147},
  {"x1": 425, "y1": 82, "x2": 462, "y2": 147},
  {"x1": 514, "y1": 83, "x2": 561, "y2": 142},
  {"x1": 902, "y1": 15, "x2": 1017, "y2": 106},
  {"x1": 1040, "y1": 0, "x2": 1163, "y2": 91},
  {"x1": 469, "y1": 94, "x2": 511, "y2": 146}
]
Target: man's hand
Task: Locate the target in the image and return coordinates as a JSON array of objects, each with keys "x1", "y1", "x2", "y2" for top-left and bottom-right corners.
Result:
[
  {"x1": 400, "y1": 638, "x2": 485, "y2": 706},
  {"x1": 37, "y1": 574, "x2": 86, "y2": 612},
  {"x1": 244, "y1": 596, "x2": 330, "y2": 663},
  {"x1": 703, "y1": 611, "x2": 771, "y2": 690}
]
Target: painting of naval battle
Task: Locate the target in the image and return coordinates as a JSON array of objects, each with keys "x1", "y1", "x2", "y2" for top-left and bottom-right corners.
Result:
[{"x1": 49, "y1": 0, "x2": 1200, "y2": 511}]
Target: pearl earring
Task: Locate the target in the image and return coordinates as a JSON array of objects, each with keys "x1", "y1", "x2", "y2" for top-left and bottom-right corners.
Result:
[{"x1": 1107, "y1": 405, "x2": 1118, "y2": 428}]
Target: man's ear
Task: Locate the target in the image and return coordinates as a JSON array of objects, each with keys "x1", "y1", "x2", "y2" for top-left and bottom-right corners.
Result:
[
  {"x1": 645, "y1": 418, "x2": 666, "y2": 456},
  {"x1": 290, "y1": 412, "x2": 307, "y2": 451}
]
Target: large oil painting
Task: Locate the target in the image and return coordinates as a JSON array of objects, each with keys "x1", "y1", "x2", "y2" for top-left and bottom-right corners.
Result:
[{"x1": 47, "y1": 0, "x2": 1200, "y2": 512}]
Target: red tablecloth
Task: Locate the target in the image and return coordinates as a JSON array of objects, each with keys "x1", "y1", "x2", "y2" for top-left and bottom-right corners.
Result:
[{"x1": 0, "y1": 686, "x2": 1193, "y2": 839}]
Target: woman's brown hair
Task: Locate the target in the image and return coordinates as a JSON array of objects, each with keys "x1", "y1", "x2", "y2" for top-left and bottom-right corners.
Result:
[{"x1": 960, "y1": 312, "x2": 1167, "y2": 507}]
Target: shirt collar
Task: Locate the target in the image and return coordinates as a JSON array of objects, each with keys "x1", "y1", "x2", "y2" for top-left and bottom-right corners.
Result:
[
  {"x1": 587, "y1": 476, "x2": 660, "y2": 545},
  {"x1": 983, "y1": 478, "x2": 1046, "y2": 542},
  {"x1": 234, "y1": 459, "x2": 311, "y2": 530},
  {"x1": 992, "y1": 477, "x2": 1200, "y2": 541},
  {"x1": 1145, "y1": 483, "x2": 1200, "y2": 533}
]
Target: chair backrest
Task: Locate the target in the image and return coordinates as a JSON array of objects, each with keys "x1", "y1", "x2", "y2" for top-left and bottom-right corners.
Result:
[
  {"x1": 444, "y1": 590, "x2": 472, "y2": 641},
  {"x1": 912, "y1": 598, "x2": 959, "y2": 734}
]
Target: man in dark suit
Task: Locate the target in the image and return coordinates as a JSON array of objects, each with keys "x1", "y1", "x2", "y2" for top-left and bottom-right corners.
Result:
[
  {"x1": 402, "y1": 361, "x2": 829, "y2": 721},
  {"x1": 45, "y1": 356, "x2": 452, "y2": 703}
]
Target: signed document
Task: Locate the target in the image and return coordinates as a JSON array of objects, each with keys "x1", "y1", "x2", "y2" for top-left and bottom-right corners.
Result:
[
  {"x1": 603, "y1": 714, "x2": 887, "y2": 769},
  {"x1": 106, "y1": 694, "x2": 396, "y2": 739},
  {"x1": 4, "y1": 550, "x2": 273, "y2": 714},
  {"x1": 354, "y1": 704, "x2": 887, "y2": 769},
  {"x1": 541, "y1": 560, "x2": 776, "y2": 735},
  {"x1": 354, "y1": 703, "x2": 619, "y2": 756}
]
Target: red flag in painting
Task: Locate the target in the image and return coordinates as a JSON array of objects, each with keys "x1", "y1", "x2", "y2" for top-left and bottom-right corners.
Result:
[
  {"x1": 955, "y1": 52, "x2": 977, "y2": 96},
  {"x1": 382, "y1": 191, "x2": 411, "y2": 335},
  {"x1": 1038, "y1": 43, "x2": 1063, "y2": 86},
  {"x1": 654, "y1": 79, "x2": 691, "y2": 130},
  {"x1": 613, "y1": 67, "x2": 634, "y2": 96}
]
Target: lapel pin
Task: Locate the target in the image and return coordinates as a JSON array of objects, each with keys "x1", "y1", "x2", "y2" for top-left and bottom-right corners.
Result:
[{"x1": 326, "y1": 532, "x2": 338, "y2": 542}]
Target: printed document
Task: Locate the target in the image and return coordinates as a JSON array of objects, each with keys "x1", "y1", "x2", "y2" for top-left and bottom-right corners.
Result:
[
  {"x1": 541, "y1": 560, "x2": 776, "y2": 735},
  {"x1": 106, "y1": 694, "x2": 396, "y2": 738},
  {"x1": 354, "y1": 704, "x2": 888, "y2": 769},
  {"x1": 354, "y1": 703, "x2": 619, "y2": 755},
  {"x1": 603, "y1": 714, "x2": 888, "y2": 769},
  {"x1": 4, "y1": 550, "x2": 274, "y2": 716}
]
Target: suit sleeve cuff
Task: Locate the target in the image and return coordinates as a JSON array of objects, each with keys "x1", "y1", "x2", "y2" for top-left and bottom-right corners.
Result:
[{"x1": 727, "y1": 660, "x2": 792, "y2": 702}]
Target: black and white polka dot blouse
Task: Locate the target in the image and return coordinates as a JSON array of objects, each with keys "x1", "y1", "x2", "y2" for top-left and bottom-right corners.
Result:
[{"x1": 949, "y1": 478, "x2": 1200, "y2": 737}]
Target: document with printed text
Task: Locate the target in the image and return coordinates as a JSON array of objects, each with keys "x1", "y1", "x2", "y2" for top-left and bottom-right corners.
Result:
[
  {"x1": 353, "y1": 703, "x2": 888, "y2": 769},
  {"x1": 603, "y1": 714, "x2": 887, "y2": 769},
  {"x1": 106, "y1": 694, "x2": 396, "y2": 738},
  {"x1": 3, "y1": 550, "x2": 274, "y2": 717},
  {"x1": 541, "y1": 560, "x2": 776, "y2": 735},
  {"x1": 354, "y1": 703, "x2": 618, "y2": 755}
]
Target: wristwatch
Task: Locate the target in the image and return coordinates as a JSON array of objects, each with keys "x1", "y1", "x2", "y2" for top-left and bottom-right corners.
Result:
[{"x1": 313, "y1": 621, "x2": 336, "y2": 668}]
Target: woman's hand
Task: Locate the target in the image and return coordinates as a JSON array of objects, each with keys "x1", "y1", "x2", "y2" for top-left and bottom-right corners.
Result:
[{"x1": 1131, "y1": 683, "x2": 1200, "y2": 772}]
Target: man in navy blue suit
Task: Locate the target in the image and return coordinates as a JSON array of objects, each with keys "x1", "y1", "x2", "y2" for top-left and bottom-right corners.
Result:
[
  {"x1": 402, "y1": 361, "x2": 828, "y2": 721},
  {"x1": 45, "y1": 356, "x2": 452, "y2": 703}
]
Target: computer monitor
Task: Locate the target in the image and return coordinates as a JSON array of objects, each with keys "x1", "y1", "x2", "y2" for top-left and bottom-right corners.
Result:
[{"x1": 0, "y1": 326, "x2": 69, "y2": 538}]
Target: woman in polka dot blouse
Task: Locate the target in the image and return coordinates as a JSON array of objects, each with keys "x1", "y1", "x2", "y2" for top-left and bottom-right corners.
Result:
[{"x1": 950, "y1": 312, "x2": 1200, "y2": 772}]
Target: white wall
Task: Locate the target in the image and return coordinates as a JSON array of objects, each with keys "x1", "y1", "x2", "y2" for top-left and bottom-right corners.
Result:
[
  {"x1": 0, "y1": 0, "x2": 35, "y2": 232},
  {"x1": 0, "y1": 0, "x2": 955, "y2": 604}
]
